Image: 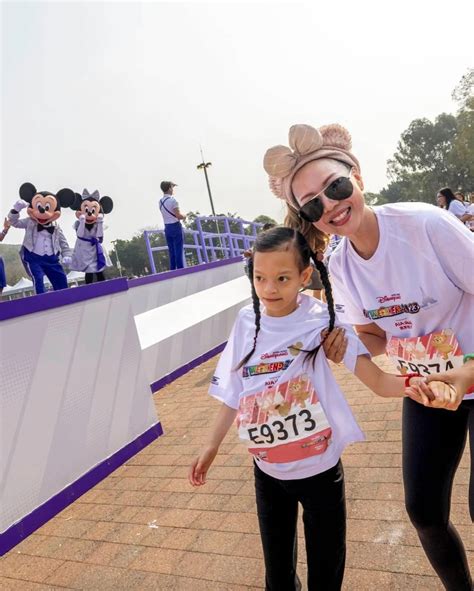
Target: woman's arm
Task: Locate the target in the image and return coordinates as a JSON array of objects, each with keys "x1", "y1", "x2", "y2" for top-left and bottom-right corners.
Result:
[
  {"x1": 189, "y1": 403, "x2": 238, "y2": 486},
  {"x1": 354, "y1": 322, "x2": 387, "y2": 356}
]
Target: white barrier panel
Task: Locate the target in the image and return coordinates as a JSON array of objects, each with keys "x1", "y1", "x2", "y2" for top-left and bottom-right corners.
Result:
[
  {"x1": 0, "y1": 279, "x2": 160, "y2": 555},
  {"x1": 0, "y1": 258, "x2": 250, "y2": 555},
  {"x1": 128, "y1": 258, "x2": 250, "y2": 391}
]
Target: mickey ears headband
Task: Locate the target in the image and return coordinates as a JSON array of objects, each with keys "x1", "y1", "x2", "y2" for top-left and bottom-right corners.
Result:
[{"x1": 263, "y1": 123, "x2": 361, "y2": 205}]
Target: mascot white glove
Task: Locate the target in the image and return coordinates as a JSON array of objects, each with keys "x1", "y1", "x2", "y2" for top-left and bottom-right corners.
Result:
[{"x1": 12, "y1": 199, "x2": 28, "y2": 212}]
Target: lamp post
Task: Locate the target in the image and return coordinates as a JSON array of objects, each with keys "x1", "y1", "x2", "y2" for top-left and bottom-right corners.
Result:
[
  {"x1": 197, "y1": 146, "x2": 223, "y2": 256},
  {"x1": 197, "y1": 148, "x2": 217, "y2": 217},
  {"x1": 111, "y1": 239, "x2": 123, "y2": 277}
]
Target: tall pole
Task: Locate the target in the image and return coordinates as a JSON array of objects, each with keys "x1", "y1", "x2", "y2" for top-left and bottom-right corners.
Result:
[
  {"x1": 197, "y1": 146, "x2": 223, "y2": 257},
  {"x1": 197, "y1": 146, "x2": 216, "y2": 216}
]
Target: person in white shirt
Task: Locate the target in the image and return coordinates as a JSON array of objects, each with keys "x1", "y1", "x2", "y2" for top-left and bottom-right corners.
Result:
[
  {"x1": 437, "y1": 187, "x2": 473, "y2": 223},
  {"x1": 189, "y1": 226, "x2": 450, "y2": 591},
  {"x1": 263, "y1": 123, "x2": 474, "y2": 591},
  {"x1": 158, "y1": 181, "x2": 186, "y2": 270}
]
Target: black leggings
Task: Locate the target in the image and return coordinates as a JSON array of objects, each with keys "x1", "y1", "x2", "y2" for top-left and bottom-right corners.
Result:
[
  {"x1": 85, "y1": 271, "x2": 105, "y2": 284},
  {"x1": 403, "y1": 397, "x2": 474, "y2": 590},
  {"x1": 254, "y1": 460, "x2": 346, "y2": 591}
]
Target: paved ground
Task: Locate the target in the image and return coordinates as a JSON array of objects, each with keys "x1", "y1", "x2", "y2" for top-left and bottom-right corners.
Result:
[{"x1": 0, "y1": 356, "x2": 471, "y2": 590}]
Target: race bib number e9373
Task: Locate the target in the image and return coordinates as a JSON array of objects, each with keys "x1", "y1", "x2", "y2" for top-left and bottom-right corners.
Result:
[{"x1": 237, "y1": 374, "x2": 332, "y2": 464}]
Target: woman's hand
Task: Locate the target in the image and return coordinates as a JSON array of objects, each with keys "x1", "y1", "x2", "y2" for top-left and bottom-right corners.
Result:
[
  {"x1": 405, "y1": 379, "x2": 457, "y2": 409},
  {"x1": 322, "y1": 327, "x2": 347, "y2": 364},
  {"x1": 188, "y1": 445, "x2": 218, "y2": 487},
  {"x1": 3, "y1": 217, "x2": 10, "y2": 231}
]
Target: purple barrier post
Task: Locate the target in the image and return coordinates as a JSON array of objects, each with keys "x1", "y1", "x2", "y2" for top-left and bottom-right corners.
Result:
[
  {"x1": 196, "y1": 218, "x2": 209, "y2": 263},
  {"x1": 144, "y1": 231, "x2": 157, "y2": 274},
  {"x1": 223, "y1": 218, "x2": 235, "y2": 258}
]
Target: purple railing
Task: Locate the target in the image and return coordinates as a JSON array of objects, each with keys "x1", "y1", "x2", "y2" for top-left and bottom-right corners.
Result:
[{"x1": 144, "y1": 216, "x2": 263, "y2": 274}]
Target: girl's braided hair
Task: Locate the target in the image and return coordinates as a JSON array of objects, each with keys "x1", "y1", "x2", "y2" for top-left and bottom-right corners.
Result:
[{"x1": 237, "y1": 226, "x2": 335, "y2": 369}]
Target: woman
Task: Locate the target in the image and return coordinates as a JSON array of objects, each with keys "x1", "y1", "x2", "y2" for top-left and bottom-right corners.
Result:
[
  {"x1": 437, "y1": 187, "x2": 473, "y2": 223},
  {"x1": 263, "y1": 123, "x2": 474, "y2": 591}
]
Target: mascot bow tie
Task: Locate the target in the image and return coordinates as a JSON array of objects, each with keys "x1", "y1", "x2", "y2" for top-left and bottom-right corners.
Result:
[{"x1": 37, "y1": 224, "x2": 54, "y2": 234}]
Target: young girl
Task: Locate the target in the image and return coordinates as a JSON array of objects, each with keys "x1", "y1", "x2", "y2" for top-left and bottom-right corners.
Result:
[
  {"x1": 189, "y1": 226, "x2": 450, "y2": 591},
  {"x1": 263, "y1": 123, "x2": 474, "y2": 590}
]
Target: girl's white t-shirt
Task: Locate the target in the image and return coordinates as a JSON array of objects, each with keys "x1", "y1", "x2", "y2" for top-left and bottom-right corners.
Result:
[
  {"x1": 329, "y1": 202, "x2": 474, "y2": 399},
  {"x1": 209, "y1": 294, "x2": 367, "y2": 480}
]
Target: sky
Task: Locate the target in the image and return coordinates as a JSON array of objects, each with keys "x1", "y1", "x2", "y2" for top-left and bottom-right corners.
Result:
[{"x1": 1, "y1": 0, "x2": 472, "y2": 251}]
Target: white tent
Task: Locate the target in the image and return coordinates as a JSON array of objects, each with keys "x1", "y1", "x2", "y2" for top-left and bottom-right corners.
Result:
[
  {"x1": 67, "y1": 270, "x2": 85, "y2": 286},
  {"x1": 67, "y1": 270, "x2": 85, "y2": 281},
  {"x1": 12, "y1": 277, "x2": 33, "y2": 290}
]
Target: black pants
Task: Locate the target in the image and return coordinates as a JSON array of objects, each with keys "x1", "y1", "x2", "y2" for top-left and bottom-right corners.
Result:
[
  {"x1": 254, "y1": 461, "x2": 346, "y2": 591},
  {"x1": 85, "y1": 271, "x2": 105, "y2": 284},
  {"x1": 403, "y1": 397, "x2": 474, "y2": 590}
]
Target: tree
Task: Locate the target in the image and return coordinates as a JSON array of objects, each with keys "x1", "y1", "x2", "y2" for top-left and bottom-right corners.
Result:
[
  {"x1": 452, "y1": 68, "x2": 473, "y2": 109},
  {"x1": 381, "y1": 68, "x2": 474, "y2": 203},
  {"x1": 253, "y1": 214, "x2": 277, "y2": 226}
]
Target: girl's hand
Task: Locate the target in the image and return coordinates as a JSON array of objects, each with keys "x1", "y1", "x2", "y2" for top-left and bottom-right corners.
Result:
[
  {"x1": 3, "y1": 217, "x2": 10, "y2": 231},
  {"x1": 189, "y1": 445, "x2": 218, "y2": 487},
  {"x1": 322, "y1": 327, "x2": 347, "y2": 364}
]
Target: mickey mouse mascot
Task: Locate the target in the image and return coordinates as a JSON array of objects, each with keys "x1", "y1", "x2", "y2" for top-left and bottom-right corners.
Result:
[
  {"x1": 70, "y1": 189, "x2": 114, "y2": 283},
  {"x1": 8, "y1": 182, "x2": 74, "y2": 294}
]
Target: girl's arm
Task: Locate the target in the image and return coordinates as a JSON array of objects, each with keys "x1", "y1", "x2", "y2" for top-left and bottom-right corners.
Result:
[
  {"x1": 353, "y1": 355, "x2": 456, "y2": 407},
  {"x1": 353, "y1": 355, "x2": 407, "y2": 398},
  {"x1": 189, "y1": 402, "x2": 238, "y2": 486}
]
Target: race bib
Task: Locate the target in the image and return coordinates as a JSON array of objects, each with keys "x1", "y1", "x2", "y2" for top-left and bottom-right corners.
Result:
[
  {"x1": 237, "y1": 374, "x2": 332, "y2": 463},
  {"x1": 387, "y1": 329, "x2": 473, "y2": 394}
]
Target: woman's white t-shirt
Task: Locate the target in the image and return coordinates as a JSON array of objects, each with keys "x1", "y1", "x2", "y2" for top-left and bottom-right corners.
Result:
[
  {"x1": 448, "y1": 199, "x2": 467, "y2": 219},
  {"x1": 329, "y1": 202, "x2": 474, "y2": 399},
  {"x1": 209, "y1": 294, "x2": 367, "y2": 480}
]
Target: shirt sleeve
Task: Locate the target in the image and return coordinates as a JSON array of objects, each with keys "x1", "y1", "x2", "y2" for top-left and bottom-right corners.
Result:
[
  {"x1": 208, "y1": 316, "x2": 243, "y2": 410},
  {"x1": 427, "y1": 210, "x2": 474, "y2": 294},
  {"x1": 329, "y1": 257, "x2": 371, "y2": 325},
  {"x1": 337, "y1": 322, "x2": 371, "y2": 372}
]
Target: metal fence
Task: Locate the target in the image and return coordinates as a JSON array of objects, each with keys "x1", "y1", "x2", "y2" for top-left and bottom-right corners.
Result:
[{"x1": 144, "y1": 216, "x2": 264, "y2": 274}]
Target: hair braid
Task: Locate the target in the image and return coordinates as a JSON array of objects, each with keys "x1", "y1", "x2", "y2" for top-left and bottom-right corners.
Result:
[
  {"x1": 311, "y1": 253, "x2": 335, "y2": 334},
  {"x1": 296, "y1": 252, "x2": 335, "y2": 366},
  {"x1": 237, "y1": 257, "x2": 261, "y2": 369}
]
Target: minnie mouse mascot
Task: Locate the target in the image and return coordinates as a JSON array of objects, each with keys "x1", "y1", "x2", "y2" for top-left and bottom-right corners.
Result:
[
  {"x1": 70, "y1": 189, "x2": 114, "y2": 284},
  {"x1": 8, "y1": 182, "x2": 74, "y2": 294}
]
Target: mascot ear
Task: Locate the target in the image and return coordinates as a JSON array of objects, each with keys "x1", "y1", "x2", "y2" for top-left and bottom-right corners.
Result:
[
  {"x1": 19, "y1": 182, "x2": 37, "y2": 203},
  {"x1": 99, "y1": 196, "x2": 114, "y2": 214},
  {"x1": 56, "y1": 188, "x2": 75, "y2": 208},
  {"x1": 70, "y1": 193, "x2": 83, "y2": 211}
]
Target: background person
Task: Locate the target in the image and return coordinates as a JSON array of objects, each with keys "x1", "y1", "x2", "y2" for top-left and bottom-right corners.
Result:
[
  {"x1": 437, "y1": 187, "x2": 473, "y2": 223},
  {"x1": 159, "y1": 181, "x2": 186, "y2": 270}
]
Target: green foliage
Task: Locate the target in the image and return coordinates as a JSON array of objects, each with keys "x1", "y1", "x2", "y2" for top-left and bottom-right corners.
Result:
[
  {"x1": 381, "y1": 68, "x2": 473, "y2": 204},
  {"x1": 253, "y1": 214, "x2": 277, "y2": 226},
  {"x1": 0, "y1": 243, "x2": 26, "y2": 285}
]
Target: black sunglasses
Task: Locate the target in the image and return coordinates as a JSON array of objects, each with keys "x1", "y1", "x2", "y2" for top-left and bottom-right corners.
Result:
[{"x1": 298, "y1": 174, "x2": 354, "y2": 223}]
